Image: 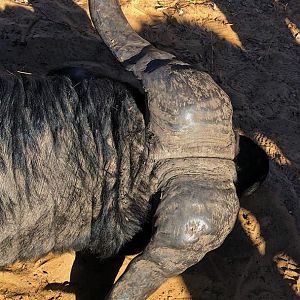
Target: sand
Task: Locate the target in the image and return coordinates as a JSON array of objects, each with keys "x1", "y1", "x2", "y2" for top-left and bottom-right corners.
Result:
[{"x1": 0, "y1": 0, "x2": 300, "y2": 299}]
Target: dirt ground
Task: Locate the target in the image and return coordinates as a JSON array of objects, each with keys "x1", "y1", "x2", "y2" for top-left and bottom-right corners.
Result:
[{"x1": 0, "y1": 0, "x2": 300, "y2": 299}]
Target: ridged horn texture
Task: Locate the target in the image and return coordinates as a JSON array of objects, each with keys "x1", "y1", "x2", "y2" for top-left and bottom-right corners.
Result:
[
  {"x1": 90, "y1": 0, "x2": 236, "y2": 162},
  {"x1": 89, "y1": 0, "x2": 176, "y2": 79}
]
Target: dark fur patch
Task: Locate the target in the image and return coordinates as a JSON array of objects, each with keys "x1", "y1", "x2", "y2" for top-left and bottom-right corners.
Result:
[{"x1": 0, "y1": 74, "x2": 152, "y2": 265}]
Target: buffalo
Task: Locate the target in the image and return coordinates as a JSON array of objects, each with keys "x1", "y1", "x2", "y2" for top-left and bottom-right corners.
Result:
[{"x1": 0, "y1": 0, "x2": 268, "y2": 299}]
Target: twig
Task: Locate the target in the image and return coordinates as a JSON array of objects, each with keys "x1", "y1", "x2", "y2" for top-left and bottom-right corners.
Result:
[{"x1": 16, "y1": 71, "x2": 32, "y2": 75}]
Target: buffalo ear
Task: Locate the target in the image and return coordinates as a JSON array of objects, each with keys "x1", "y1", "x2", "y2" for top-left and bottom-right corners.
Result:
[{"x1": 235, "y1": 135, "x2": 269, "y2": 197}]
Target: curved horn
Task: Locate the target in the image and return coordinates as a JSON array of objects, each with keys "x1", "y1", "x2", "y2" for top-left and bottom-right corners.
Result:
[
  {"x1": 89, "y1": 0, "x2": 177, "y2": 79},
  {"x1": 90, "y1": 0, "x2": 236, "y2": 163}
]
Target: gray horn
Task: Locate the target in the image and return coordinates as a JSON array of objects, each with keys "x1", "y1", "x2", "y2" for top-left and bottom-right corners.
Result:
[{"x1": 89, "y1": 0, "x2": 177, "y2": 79}]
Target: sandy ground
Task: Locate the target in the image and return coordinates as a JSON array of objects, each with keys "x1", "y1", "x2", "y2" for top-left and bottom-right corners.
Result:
[{"x1": 0, "y1": 0, "x2": 300, "y2": 299}]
